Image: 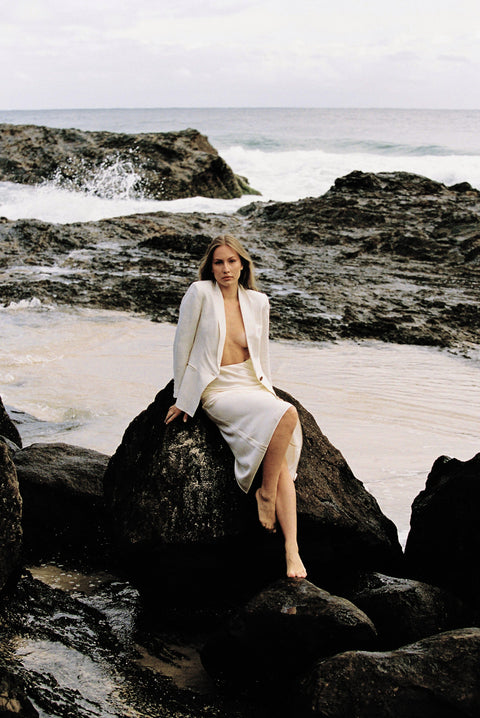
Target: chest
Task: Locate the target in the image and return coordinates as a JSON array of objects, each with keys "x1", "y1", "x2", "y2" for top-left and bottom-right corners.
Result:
[{"x1": 224, "y1": 299, "x2": 247, "y2": 346}]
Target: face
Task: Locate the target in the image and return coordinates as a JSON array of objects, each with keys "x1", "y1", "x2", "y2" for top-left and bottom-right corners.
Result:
[{"x1": 211, "y1": 245, "x2": 243, "y2": 289}]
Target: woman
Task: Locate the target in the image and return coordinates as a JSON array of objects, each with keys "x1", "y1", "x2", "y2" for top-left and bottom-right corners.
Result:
[{"x1": 165, "y1": 234, "x2": 306, "y2": 579}]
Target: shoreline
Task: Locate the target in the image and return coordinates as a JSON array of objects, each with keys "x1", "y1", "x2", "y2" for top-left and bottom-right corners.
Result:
[
  {"x1": 1, "y1": 170, "x2": 480, "y2": 355},
  {"x1": 3, "y1": 305, "x2": 480, "y2": 547}
]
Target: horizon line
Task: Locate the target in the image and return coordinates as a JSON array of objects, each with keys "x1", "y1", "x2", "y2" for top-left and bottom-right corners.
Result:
[{"x1": 1, "y1": 105, "x2": 480, "y2": 113}]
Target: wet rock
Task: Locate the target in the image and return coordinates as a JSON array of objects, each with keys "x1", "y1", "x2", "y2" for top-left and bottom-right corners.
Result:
[
  {"x1": 0, "y1": 571, "x2": 267, "y2": 718},
  {"x1": 0, "y1": 396, "x2": 22, "y2": 448},
  {"x1": 297, "y1": 627, "x2": 480, "y2": 718},
  {"x1": 200, "y1": 578, "x2": 377, "y2": 686},
  {"x1": 103, "y1": 380, "x2": 401, "y2": 611},
  {"x1": 0, "y1": 666, "x2": 38, "y2": 717},
  {"x1": 0, "y1": 123, "x2": 259, "y2": 199},
  {"x1": 347, "y1": 572, "x2": 471, "y2": 649},
  {"x1": 405, "y1": 453, "x2": 480, "y2": 605},
  {"x1": 13, "y1": 442, "x2": 110, "y2": 563},
  {"x1": 0, "y1": 442, "x2": 22, "y2": 593},
  {"x1": 1, "y1": 170, "x2": 480, "y2": 352}
]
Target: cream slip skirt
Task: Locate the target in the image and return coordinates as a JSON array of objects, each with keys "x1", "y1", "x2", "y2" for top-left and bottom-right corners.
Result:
[{"x1": 201, "y1": 357, "x2": 302, "y2": 493}]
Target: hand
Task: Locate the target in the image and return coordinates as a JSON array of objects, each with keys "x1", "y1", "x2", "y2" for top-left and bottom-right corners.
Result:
[{"x1": 165, "y1": 404, "x2": 188, "y2": 424}]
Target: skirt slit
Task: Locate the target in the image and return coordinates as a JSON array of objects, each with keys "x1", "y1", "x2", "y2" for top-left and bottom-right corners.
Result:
[{"x1": 201, "y1": 358, "x2": 302, "y2": 493}]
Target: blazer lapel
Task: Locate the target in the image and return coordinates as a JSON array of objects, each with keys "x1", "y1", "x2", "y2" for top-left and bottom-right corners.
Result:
[
  {"x1": 238, "y1": 286, "x2": 257, "y2": 356},
  {"x1": 213, "y1": 281, "x2": 226, "y2": 366}
]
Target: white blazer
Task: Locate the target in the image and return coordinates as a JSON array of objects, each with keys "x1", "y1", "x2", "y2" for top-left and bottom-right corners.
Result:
[{"x1": 173, "y1": 280, "x2": 275, "y2": 416}]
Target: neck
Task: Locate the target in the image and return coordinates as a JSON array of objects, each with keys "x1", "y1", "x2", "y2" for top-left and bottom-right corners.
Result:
[{"x1": 218, "y1": 282, "x2": 239, "y2": 300}]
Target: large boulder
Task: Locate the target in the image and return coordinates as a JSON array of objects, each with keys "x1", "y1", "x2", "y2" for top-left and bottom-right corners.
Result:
[
  {"x1": 0, "y1": 396, "x2": 22, "y2": 448},
  {"x1": 297, "y1": 628, "x2": 480, "y2": 718},
  {"x1": 103, "y1": 380, "x2": 402, "y2": 608},
  {"x1": 0, "y1": 441, "x2": 22, "y2": 592},
  {"x1": 0, "y1": 123, "x2": 259, "y2": 200},
  {"x1": 405, "y1": 453, "x2": 480, "y2": 604},
  {"x1": 14, "y1": 442, "x2": 110, "y2": 563},
  {"x1": 347, "y1": 572, "x2": 471, "y2": 649},
  {"x1": 200, "y1": 578, "x2": 377, "y2": 686}
]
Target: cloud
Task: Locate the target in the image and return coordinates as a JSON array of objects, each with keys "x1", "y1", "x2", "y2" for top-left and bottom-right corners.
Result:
[{"x1": 1, "y1": 0, "x2": 479, "y2": 109}]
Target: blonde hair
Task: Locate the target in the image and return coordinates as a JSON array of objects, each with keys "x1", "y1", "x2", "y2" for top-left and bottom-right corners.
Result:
[{"x1": 198, "y1": 234, "x2": 258, "y2": 290}]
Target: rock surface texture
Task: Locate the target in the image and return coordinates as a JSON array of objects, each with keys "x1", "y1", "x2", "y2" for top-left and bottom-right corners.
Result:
[
  {"x1": 347, "y1": 571, "x2": 470, "y2": 648},
  {"x1": 0, "y1": 171, "x2": 479, "y2": 352},
  {"x1": 14, "y1": 442, "x2": 109, "y2": 562},
  {"x1": 0, "y1": 123, "x2": 258, "y2": 200},
  {"x1": 0, "y1": 665, "x2": 38, "y2": 718},
  {"x1": 298, "y1": 628, "x2": 480, "y2": 718},
  {"x1": 200, "y1": 578, "x2": 377, "y2": 685},
  {"x1": 0, "y1": 441, "x2": 22, "y2": 592},
  {"x1": 103, "y1": 380, "x2": 401, "y2": 608},
  {"x1": 405, "y1": 453, "x2": 480, "y2": 604},
  {"x1": 0, "y1": 396, "x2": 22, "y2": 448}
]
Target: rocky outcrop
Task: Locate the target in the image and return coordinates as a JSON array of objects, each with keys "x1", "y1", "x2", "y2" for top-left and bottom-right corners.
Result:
[
  {"x1": 13, "y1": 442, "x2": 110, "y2": 562},
  {"x1": 405, "y1": 453, "x2": 480, "y2": 604},
  {"x1": 347, "y1": 572, "x2": 470, "y2": 648},
  {"x1": 0, "y1": 442, "x2": 22, "y2": 592},
  {"x1": 1, "y1": 171, "x2": 479, "y2": 351},
  {"x1": 0, "y1": 123, "x2": 259, "y2": 200},
  {"x1": 0, "y1": 666, "x2": 38, "y2": 718},
  {"x1": 0, "y1": 433, "x2": 478, "y2": 716},
  {"x1": 103, "y1": 380, "x2": 401, "y2": 610},
  {"x1": 0, "y1": 397, "x2": 22, "y2": 448},
  {"x1": 0, "y1": 570, "x2": 269, "y2": 718},
  {"x1": 298, "y1": 628, "x2": 480, "y2": 718},
  {"x1": 200, "y1": 578, "x2": 377, "y2": 686}
]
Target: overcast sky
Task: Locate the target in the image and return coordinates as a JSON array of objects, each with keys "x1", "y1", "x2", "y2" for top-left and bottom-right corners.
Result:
[{"x1": 1, "y1": 0, "x2": 479, "y2": 110}]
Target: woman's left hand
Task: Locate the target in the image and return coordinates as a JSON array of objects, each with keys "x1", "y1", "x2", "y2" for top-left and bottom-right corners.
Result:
[{"x1": 165, "y1": 404, "x2": 188, "y2": 424}]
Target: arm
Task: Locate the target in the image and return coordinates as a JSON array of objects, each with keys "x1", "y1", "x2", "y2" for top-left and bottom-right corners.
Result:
[
  {"x1": 173, "y1": 283, "x2": 203, "y2": 399},
  {"x1": 166, "y1": 283, "x2": 203, "y2": 423}
]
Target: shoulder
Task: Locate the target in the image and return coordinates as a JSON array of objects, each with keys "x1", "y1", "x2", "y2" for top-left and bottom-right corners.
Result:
[
  {"x1": 243, "y1": 287, "x2": 269, "y2": 306},
  {"x1": 183, "y1": 280, "x2": 214, "y2": 299}
]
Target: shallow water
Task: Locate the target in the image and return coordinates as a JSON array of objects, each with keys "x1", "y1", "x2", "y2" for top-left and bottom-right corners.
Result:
[{"x1": 2, "y1": 302, "x2": 479, "y2": 545}]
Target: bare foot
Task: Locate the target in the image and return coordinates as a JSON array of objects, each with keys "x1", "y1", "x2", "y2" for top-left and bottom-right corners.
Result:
[
  {"x1": 255, "y1": 488, "x2": 277, "y2": 531},
  {"x1": 286, "y1": 546, "x2": 307, "y2": 578}
]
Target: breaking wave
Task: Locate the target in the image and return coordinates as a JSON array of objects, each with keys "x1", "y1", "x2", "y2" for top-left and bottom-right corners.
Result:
[{"x1": 46, "y1": 152, "x2": 144, "y2": 200}]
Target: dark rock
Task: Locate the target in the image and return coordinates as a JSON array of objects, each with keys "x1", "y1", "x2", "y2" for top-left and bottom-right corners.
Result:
[
  {"x1": 0, "y1": 666, "x2": 38, "y2": 717},
  {"x1": 405, "y1": 453, "x2": 480, "y2": 604},
  {"x1": 103, "y1": 380, "x2": 401, "y2": 611},
  {"x1": 0, "y1": 397, "x2": 22, "y2": 448},
  {"x1": 0, "y1": 436, "x2": 21, "y2": 457},
  {"x1": 13, "y1": 442, "x2": 110, "y2": 563},
  {"x1": 200, "y1": 578, "x2": 377, "y2": 686},
  {"x1": 0, "y1": 123, "x2": 259, "y2": 200},
  {"x1": 0, "y1": 571, "x2": 265, "y2": 718},
  {"x1": 348, "y1": 572, "x2": 471, "y2": 649},
  {"x1": 450, "y1": 181, "x2": 475, "y2": 193},
  {"x1": 0, "y1": 442, "x2": 22, "y2": 593},
  {"x1": 1, "y1": 170, "x2": 480, "y2": 351},
  {"x1": 298, "y1": 627, "x2": 480, "y2": 718}
]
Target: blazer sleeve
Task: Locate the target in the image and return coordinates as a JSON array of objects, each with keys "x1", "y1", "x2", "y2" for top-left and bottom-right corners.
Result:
[
  {"x1": 173, "y1": 283, "x2": 204, "y2": 401},
  {"x1": 260, "y1": 294, "x2": 273, "y2": 386}
]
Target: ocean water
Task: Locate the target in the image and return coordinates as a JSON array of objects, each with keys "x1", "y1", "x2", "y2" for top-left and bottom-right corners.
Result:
[
  {"x1": 1, "y1": 301, "x2": 479, "y2": 546},
  {"x1": 1, "y1": 107, "x2": 479, "y2": 543},
  {"x1": 1, "y1": 107, "x2": 480, "y2": 221}
]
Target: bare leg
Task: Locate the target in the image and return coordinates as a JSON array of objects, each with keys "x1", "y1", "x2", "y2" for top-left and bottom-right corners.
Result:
[
  {"x1": 256, "y1": 407, "x2": 298, "y2": 531},
  {"x1": 275, "y1": 461, "x2": 307, "y2": 578}
]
